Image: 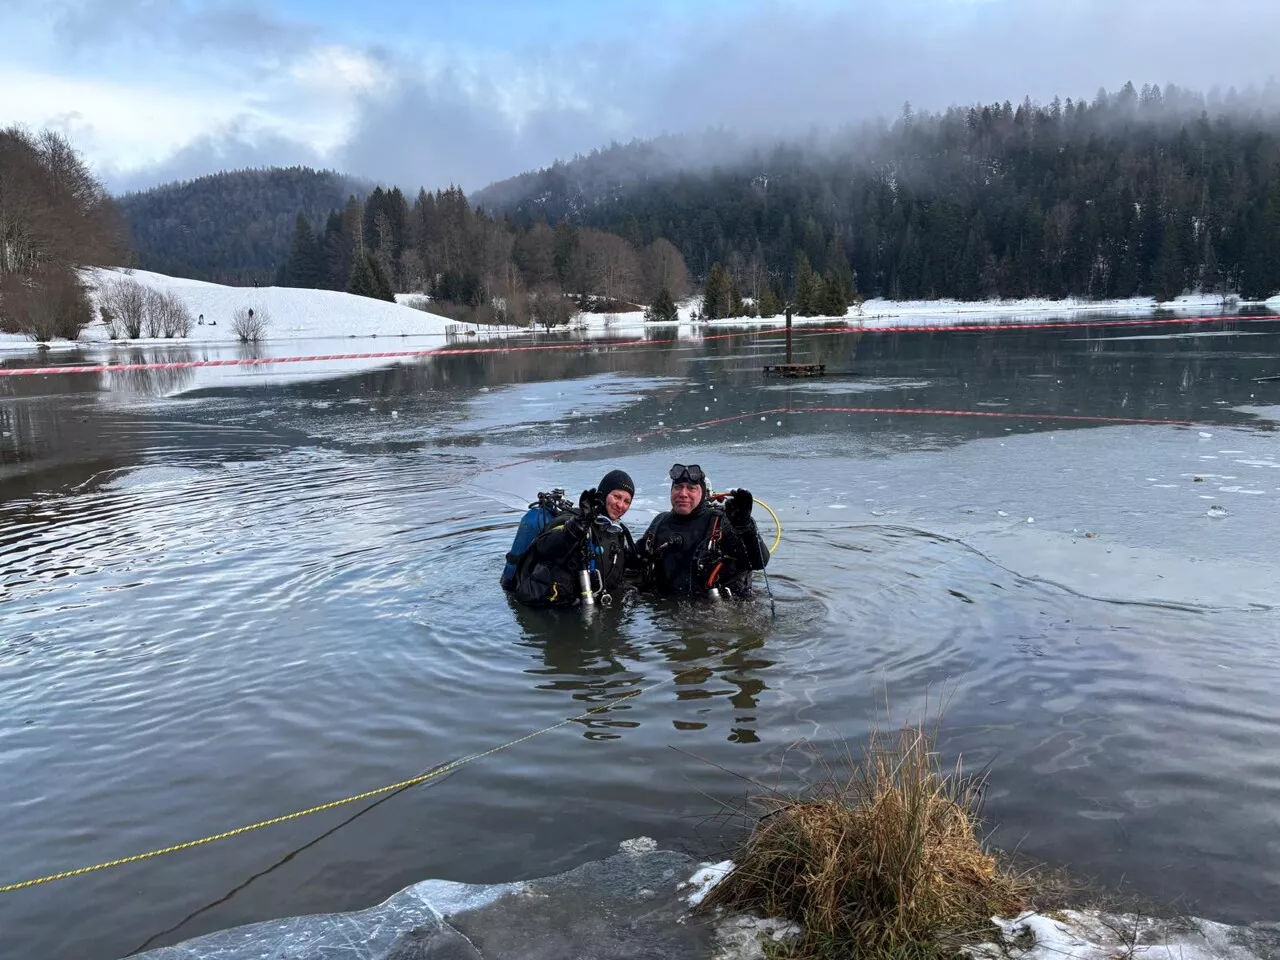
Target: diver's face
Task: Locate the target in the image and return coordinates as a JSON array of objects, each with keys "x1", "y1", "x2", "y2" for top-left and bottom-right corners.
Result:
[
  {"x1": 604, "y1": 489, "x2": 632, "y2": 521},
  {"x1": 670, "y1": 482, "x2": 702, "y2": 516}
]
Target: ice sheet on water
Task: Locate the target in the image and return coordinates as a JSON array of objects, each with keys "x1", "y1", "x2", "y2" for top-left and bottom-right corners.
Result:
[{"x1": 968, "y1": 910, "x2": 1278, "y2": 960}]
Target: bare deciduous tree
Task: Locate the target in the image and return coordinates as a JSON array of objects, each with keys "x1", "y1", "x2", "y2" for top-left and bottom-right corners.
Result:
[
  {"x1": 574, "y1": 228, "x2": 641, "y2": 303},
  {"x1": 0, "y1": 264, "x2": 93, "y2": 341},
  {"x1": 528, "y1": 284, "x2": 574, "y2": 330},
  {"x1": 232, "y1": 306, "x2": 269, "y2": 342},
  {"x1": 0, "y1": 127, "x2": 128, "y2": 278},
  {"x1": 98, "y1": 276, "x2": 148, "y2": 338},
  {"x1": 513, "y1": 222, "x2": 556, "y2": 287},
  {"x1": 144, "y1": 289, "x2": 193, "y2": 338},
  {"x1": 640, "y1": 239, "x2": 691, "y2": 302},
  {"x1": 143, "y1": 288, "x2": 164, "y2": 337},
  {"x1": 0, "y1": 126, "x2": 129, "y2": 339}
]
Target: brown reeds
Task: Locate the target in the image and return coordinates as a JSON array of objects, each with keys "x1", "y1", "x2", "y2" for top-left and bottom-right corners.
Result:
[{"x1": 698, "y1": 723, "x2": 1026, "y2": 959}]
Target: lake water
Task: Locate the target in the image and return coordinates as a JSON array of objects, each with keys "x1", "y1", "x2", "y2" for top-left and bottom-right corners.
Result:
[{"x1": 2, "y1": 317, "x2": 1279, "y2": 959}]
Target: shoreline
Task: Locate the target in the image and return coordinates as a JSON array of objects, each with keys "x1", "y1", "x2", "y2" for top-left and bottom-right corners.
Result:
[
  {"x1": 1, "y1": 268, "x2": 1274, "y2": 354},
  {"x1": 126, "y1": 840, "x2": 1280, "y2": 960}
]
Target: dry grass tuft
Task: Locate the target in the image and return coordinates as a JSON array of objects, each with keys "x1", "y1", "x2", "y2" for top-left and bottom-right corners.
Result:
[{"x1": 698, "y1": 723, "x2": 1026, "y2": 960}]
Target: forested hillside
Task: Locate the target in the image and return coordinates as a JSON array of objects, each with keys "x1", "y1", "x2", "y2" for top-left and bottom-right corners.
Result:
[
  {"x1": 117, "y1": 167, "x2": 367, "y2": 285},
  {"x1": 114, "y1": 83, "x2": 1280, "y2": 323},
  {"x1": 474, "y1": 83, "x2": 1280, "y2": 302}
]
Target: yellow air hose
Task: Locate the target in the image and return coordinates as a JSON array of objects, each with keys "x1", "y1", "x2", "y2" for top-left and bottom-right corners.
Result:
[
  {"x1": 713, "y1": 491, "x2": 782, "y2": 554},
  {"x1": 756, "y1": 497, "x2": 782, "y2": 554}
]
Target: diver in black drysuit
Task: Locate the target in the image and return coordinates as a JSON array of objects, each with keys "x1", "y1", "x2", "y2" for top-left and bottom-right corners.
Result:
[
  {"x1": 511, "y1": 471, "x2": 636, "y2": 609},
  {"x1": 636, "y1": 463, "x2": 769, "y2": 599}
]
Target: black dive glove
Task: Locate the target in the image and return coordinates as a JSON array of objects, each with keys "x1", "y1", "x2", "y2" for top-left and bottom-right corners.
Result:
[
  {"x1": 578, "y1": 488, "x2": 602, "y2": 516},
  {"x1": 724, "y1": 488, "x2": 753, "y2": 527},
  {"x1": 638, "y1": 532, "x2": 683, "y2": 560}
]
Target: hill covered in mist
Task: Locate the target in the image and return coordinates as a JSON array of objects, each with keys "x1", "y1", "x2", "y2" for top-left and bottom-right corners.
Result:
[{"x1": 472, "y1": 82, "x2": 1280, "y2": 302}]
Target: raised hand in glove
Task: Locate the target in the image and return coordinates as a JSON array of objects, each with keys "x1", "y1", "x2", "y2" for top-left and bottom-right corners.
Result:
[
  {"x1": 724, "y1": 488, "x2": 754, "y2": 526},
  {"x1": 578, "y1": 487, "x2": 602, "y2": 516}
]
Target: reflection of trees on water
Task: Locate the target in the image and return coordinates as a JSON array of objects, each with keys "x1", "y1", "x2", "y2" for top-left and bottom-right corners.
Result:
[
  {"x1": 834, "y1": 316, "x2": 1280, "y2": 427},
  {"x1": 345, "y1": 317, "x2": 1280, "y2": 463},
  {"x1": 104, "y1": 346, "x2": 198, "y2": 397},
  {"x1": 100, "y1": 343, "x2": 267, "y2": 397},
  {"x1": 0, "y1": 365, "x2": 135, "y2": 500},
  {"x1": 510, "y1": 598, "x2": 777, "y2": 744}
]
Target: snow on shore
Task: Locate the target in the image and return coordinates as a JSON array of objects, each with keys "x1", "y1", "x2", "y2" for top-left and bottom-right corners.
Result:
[
  {"x1": 0, "y1": 268, "x2": 485, "y2": 352},
  {"x1": 0, "y1": 268, "x2": 1274, "y2": 354},
  {"x1": 84, "y1": 268, "x2": 473, "y2": 342},
  {"x1": 572, "y1": 291, "x2": 1267, "y2": 337}
]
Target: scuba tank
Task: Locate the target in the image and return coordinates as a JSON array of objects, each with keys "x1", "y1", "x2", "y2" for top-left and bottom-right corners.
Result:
[{"x1": 501, "y1": 488, "x2": 574, "y2": 590}]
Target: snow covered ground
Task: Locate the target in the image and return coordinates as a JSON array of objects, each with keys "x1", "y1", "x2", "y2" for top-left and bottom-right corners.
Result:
[
  {"x1": 0, "y1": 268, "x2": 488, "y2": 353},
  {"x1": 572, "y1": 291, "x2": 1274, "y2": 338},
  {"x1": 0, "y1": 268, "x2": 1275, "y2": 354}
]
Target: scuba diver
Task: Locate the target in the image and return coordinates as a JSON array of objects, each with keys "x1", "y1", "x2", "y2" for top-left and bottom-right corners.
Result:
[
  {"x1": 636, "y1": 463, "x2": 769, "y2": 600},
  {"x1": 504, "y1": 470, "x2": 637, "y2": 609}
]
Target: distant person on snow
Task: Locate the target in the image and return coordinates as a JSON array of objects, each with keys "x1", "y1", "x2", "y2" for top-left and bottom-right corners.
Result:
[
  {"x1": 504, "y1": 470, "x2": 637, "y2": 608},
  {"x1": 635, "y1": 463, "x2": 768, "y2": 599}
]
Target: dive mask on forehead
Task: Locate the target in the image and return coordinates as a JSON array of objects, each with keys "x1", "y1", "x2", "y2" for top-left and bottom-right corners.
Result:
[{"x1": 669, "y1": 463, "x2": 705, "y2": 486}]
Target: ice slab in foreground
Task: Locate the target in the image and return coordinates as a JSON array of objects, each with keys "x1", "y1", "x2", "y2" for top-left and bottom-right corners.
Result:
[
  {"x1": 129, "y1": 843, "x2": 719, "y2": 960},
  {"x1": 128, "y1": 843, "x2": 1280, "y2": 960},
  {"x1": 969, "y1": 910, "x2": 1280, "y2": 960}
]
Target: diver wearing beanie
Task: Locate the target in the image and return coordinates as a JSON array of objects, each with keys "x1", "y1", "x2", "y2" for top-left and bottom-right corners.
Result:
[{"x1": 509, "y1": 469, "x2": 636, "y2": 608}]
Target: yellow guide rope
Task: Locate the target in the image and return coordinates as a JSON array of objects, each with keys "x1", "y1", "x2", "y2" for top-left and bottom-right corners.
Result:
[
  {"x1": 0, "y1": 684, "x2": 656, "y2": 894},
  {"x1": 2, "y1": 497, "x2": 785, "y2": 895}
]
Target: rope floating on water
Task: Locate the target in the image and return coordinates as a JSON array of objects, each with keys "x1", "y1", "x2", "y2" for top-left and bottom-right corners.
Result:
[{"x1": 0, "y1": 682, "x2": 663, "y2": 894}]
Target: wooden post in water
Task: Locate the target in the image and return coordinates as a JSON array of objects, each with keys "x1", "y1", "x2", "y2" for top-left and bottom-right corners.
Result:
[
  {"x1": 763, "y1": 301, "x2": 824, "y2": 378},
  {"x1": 785, "y1": 305, "x2": 793, "y2": 364}
]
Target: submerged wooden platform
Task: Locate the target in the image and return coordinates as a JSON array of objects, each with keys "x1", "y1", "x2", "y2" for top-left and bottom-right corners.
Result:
[
  {"x1": 763, "y1": 363, "x2": 826, "y2": 377},
  {"x1": 763, "y1": 306, "x2": 827, "y2": 378}
]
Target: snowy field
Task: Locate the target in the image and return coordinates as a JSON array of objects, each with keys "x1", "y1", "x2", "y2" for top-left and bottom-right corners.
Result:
[
  {"x1": 0, "y1": 268, "x2": 483, "y2": 352},
  {"x1": 0, "y1": 267, "x2": 1275, "y2": 353}
]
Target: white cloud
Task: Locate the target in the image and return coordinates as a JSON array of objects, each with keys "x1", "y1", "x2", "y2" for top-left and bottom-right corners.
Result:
[
  {"x1": 6, "y1": 0, "x2": 1280, "y2": 194},
  {"x1": 0, "y1": 66, "x2": 246, "y2": 171},
  {"x1": 288, "y1": 45, "x2": 391, "y2": 97}
]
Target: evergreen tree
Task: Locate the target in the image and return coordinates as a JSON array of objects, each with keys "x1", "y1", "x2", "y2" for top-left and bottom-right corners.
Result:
[
  {"x1": 702, "y1": 262, "x2": 732, "y2": 319},
  {"x1": 1150, "y1": 218, "x2": 1186, "y2": 302},
  {"x1": 552, "y1": 221, "x2": 580, "y2": 288},
  {"x1": 794, "y1": 253, "x2": 820, "y2": 316},
  {"x1": 825, "y1": 236, "x2": 856, "y2": 301},
  {"x1": 321, "y1": 209, "x2": 352, "y2": 290},
  {"x1": 285, "y1": 212, "x2": 323, "y2": 288},
  {"x1": 346, "y1": 250, "x2": 379, "y2": 299},
  {"x1": 1201, "y1": 233, "x2": 1222, "y2": 298},
  {"x1": 644, "y1": 286, "x2": 679, "y2": 323},
  {"x1": 368, "y1": 254, "x2": 396, "y2": 302},
  {"x1": 758, "y1": 286, "x2": 782, "y2": 318},
  {"x1": 820, "y1": 270, "x2": 849, "y2": 316}
]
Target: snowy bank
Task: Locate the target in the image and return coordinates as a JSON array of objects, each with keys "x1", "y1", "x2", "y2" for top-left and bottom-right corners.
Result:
[
  {"x1": 2, "y1": 269, "x2": 1273, "y2": 354},
  {"x1": 0, "y1": 268, "x2": 500, "y2": 353},
  {"x1": 569, "y1": 291, "x2": 1269, "y2": 338},
  {"x1": 82, "y1": 268, "x2": 481, "y2": 343}
]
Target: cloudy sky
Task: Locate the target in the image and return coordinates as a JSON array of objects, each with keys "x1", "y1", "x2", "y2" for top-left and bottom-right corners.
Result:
[{"x1": 3, "y1": 0, "x2": 1276, "y2": 194}]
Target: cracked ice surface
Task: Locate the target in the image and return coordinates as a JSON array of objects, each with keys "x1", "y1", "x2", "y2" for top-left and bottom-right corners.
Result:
[
  {"x1": 967, "y1": 910, "x2": 1280, "y2": 960},
  {"x1": 128, "y1": 844, "x2": 722, "y2": 960},
  {"x1": 129, "y1": 876, "x2": 522, "y2": 960}
]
